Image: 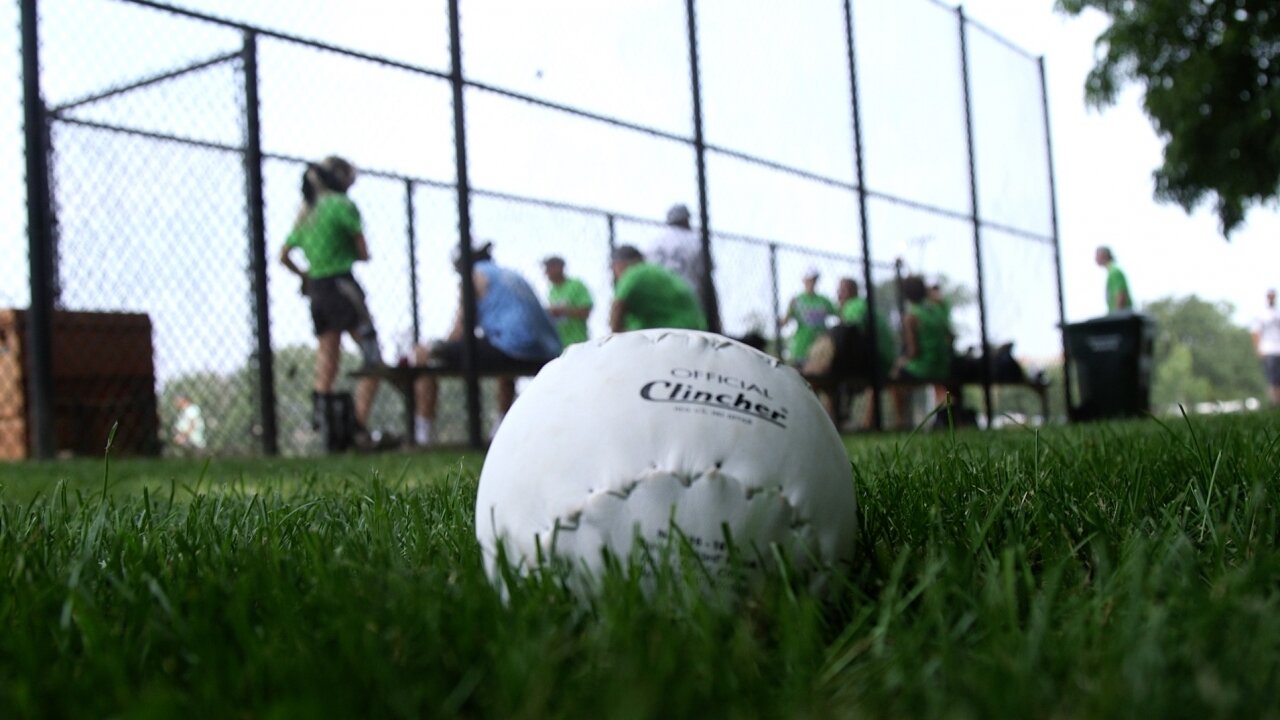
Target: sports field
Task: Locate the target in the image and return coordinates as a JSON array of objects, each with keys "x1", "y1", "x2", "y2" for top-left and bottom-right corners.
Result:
[{"x1": 2, "y1": 411, "x2": 1278, "y2": 718}]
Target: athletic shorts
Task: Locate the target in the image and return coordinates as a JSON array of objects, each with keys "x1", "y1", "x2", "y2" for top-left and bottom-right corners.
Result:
[
  {"x1": 430, "y1": 337, "x2": 549, "y2": 374},
  {"x1": 1264, "y1": 355, "x2": 1280, "y2": 386},
  {"x1": 308, "y1": 273, "x2": 372, "y2": 336}
]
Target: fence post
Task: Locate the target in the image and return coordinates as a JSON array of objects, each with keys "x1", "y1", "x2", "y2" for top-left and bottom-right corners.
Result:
[
  {"x1": 842, "y1": 0, "x2": 882, "y2": 431},
  {"x1": 606, "y1": 213, "x2": 617, "y2": 256},
  {"x1": 1040, "y1": 57, "x2": 1070, "y2": 421},
  {"x1": 768, "y1": 243, "x2": 781, "y2": 357},
  {"x1": 683, "y1": 0, "x2": 722, "y2": 335},
  {"x1": 20, "y1": 0, "x2": 54, "y2": 459},
  {"x1": 241, "y1": 30, "x2": 277, "y2": 455},
  {"x1": 957, "y1": 7, "x2": 995, "y2": 428},
  {"x1": 405, "y1": 179, "x2": 421, "y2": 345},
  {"x1": 447, "y1": 0, "x2": 483, "y2": 449}
]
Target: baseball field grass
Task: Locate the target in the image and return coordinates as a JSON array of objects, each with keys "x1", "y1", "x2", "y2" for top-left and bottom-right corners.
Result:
[{"x1": 2, "y1": 410, "x2": 1279, "y2": 718}]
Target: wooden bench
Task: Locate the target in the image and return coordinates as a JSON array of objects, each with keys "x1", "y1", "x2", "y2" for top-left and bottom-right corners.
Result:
[
  {"x1": 808, "y1": 372, "x2": 1052, "y2": 431},
  {"x1": 350, "y1": 360, "x2": 548, "y2": 447},
  {"x1": 800, "y1": 326, "x2": 1051, "y2": 430}
]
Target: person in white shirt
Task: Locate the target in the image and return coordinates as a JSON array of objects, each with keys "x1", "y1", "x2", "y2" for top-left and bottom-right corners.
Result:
[
  {"x1": 1252, "y1": 288, "x2": 1280, "y2": 406},
  {"x1": 647, "y1": 203, "x2": 707, "y2": 311},
  {"x1": 173, "y1": 395, "x2": 207, "y2": 452}
]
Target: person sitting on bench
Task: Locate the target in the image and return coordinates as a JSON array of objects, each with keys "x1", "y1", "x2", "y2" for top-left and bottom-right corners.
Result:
[
  {"x1": 412, "y1": 241, "x2": 562, "y2": 445},
  {"x1": 892, "y1": 274, "x2": 954, "y2": 429},
  {"x1": 836, "y1": 277, "x2": 896, "y2": 429}
]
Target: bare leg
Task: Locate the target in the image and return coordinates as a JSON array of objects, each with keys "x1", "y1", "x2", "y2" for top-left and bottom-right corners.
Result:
[
  {"x1": 860, "y1": 389, "x2": 875, "y2": 431},
  {"x1": 413, "y1": 344, "x2": 438, "y2": 421},
  {"x1": 315, "y1": 331, "x2": 342, "y2": 393},
  {"x1": 342, "y1": 329, "x2": 380, "y2": 426},
  {"x1": 354, "y1": 377, "x2": 379, "y2": 427},
  {"x1": 891, "y1": 385, "x2": 912, "y2": 429},
  {"x1": 933, "y1": 385, "x2": 951, "y2": 417},
  {"x1": 496, "y1": 377, "x2": 516, "y2": 416}
]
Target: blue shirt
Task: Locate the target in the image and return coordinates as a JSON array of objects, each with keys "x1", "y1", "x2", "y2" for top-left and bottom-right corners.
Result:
[{"x1": 475, "y1": 261, "x2": 562, "y2": 361}]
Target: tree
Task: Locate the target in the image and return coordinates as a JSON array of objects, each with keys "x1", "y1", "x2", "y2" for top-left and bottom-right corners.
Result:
[
  {"x1": 1144, "y1": 295, "x2": 1266, "y2": 408},
  {"x1": 1056, "y1": 0, "x2": 1280, "y2": 236}
]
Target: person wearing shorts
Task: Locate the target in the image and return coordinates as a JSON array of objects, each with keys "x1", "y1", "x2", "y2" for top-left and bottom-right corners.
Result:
[
  {"x1": 412, "y1": 242, "x2": 562, "y2": 444},
  {"x1": 1253, "y1": 288, "x2": 1280, "y2": 406},
  {"x1": 278, "y1": 156, "x2": 384, "y2": 443}
]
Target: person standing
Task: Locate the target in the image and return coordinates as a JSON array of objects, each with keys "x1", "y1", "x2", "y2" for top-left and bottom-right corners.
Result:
[
  {"x1": 1095, "y1": 246, "x2": 1132, "y2": 313},
  {"x1": 648, "y1": 203, "x2": 708, "y2": 311},
  {"x1": 781, "y1": 267, "x2": 837, "y2": 366},
  {"x1": 413, "y1": 242, "x2": 562, "y2": 445},
  {"x1": 542, "y1": 255, "x2": 593, "y2": 347},
  {"x1": 609, "y1": 245, "x2": 706, "y2": 332},
  {"x1": 1252, "y1": 288, "x2": 1280, "y2": 406},
  {"x1": 278, "y1": 155, "x2": 383, "y2": 448}
]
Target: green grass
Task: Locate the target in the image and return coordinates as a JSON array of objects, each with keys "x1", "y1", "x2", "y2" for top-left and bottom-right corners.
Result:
[{"x1": 2, "y1": 411, "x2": 1279, "y2": 718}]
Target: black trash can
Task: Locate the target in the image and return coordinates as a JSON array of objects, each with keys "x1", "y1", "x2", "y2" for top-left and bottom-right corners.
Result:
[{"x1": 1063, "y1": 312, "x2": 1156, "y2": 422}]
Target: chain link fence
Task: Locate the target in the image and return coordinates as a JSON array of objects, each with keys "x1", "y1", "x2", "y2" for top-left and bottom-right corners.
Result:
[{"x1": 8, "y1": 0, "x2": 1062, "y2": 458}]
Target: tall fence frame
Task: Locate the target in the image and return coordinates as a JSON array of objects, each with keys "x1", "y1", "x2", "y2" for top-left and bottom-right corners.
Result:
[{"x1": 17, "y1": 0, "x2": 1065, "y2": 457}]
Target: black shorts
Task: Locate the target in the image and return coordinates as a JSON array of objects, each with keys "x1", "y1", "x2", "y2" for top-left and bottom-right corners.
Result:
[
  {"x1": 309, "y1": 273, "x2": 372, "y2": 336},
  {"x1": 431, "y1": 337, "x2": 549, "y2": 374},
  {"x1": 1264, "y1": 355, "x2": 1280, "y2": 386}
]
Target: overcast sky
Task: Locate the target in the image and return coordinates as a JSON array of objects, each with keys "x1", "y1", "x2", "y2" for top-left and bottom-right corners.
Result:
[
  {"x1": 968, "y1": 0, "x2": 1278, "y2": 327},
  {"x1": 3, "y1": 0, "x2": 1275, "y2": 378}
]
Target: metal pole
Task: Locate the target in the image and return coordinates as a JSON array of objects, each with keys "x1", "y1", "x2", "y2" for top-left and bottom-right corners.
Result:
[
  {"x1": 448, "y1": 0, "x2": 483, "y2": 449},
  {"x1": 242, "y1": 31, "x2": 277, "y2": 455},
  {"x1": 606, "y1": 213, "x2": 617, "y2": 256},
  {"x1": 957, "y1": 8, "x2": 994, "y2": 428},
  {"x1": 20, "y1": 0, "x2": 54, "y2": 459},
  {"x1": 684, "y1": 0, "x2": 722, "y2": 334},
  {"x1": 405, "y1": 179, "x2": 421, "y2": 344},
  {"x1": 1040, "y1": 57, "x2": 1070, "y2": 421},
  {"x1": 768, "y1": 243, "x2": 783, "y2": 356},
  {"x1": 843, "y1": 0, "x2": 882, "y2": 431}
]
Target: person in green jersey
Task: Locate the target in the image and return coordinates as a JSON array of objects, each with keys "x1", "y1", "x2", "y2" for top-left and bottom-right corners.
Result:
[
  {"x1": 279, "y1": 156, "x2": 384, "y2": 447},
  {"x1": 542, "y1": 255, "x2": 593, "y2": 346},
  {"x1": 609, "y1": 245, "x2": 706, "y2": 332},
  {"x1": 834, "y1": 277, "x2": 897, "y2": 430},
  {"x1": 891, "y1": 275, "x2": 954, "y2": 428},
  {"x1": 838, "y1": 277, "x2": 896, "y2": 377},
  {"x1": 781, "y1": 267, "x2": 837, "y2": 366},
  {"x1": 1095, "y1": 246, "x2": 1132, "y2": 313}
]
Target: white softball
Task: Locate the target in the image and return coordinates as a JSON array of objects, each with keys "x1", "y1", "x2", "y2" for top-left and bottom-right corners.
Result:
[{"x1": 475, "y1": 329, "x2": 857, "y2": 588}]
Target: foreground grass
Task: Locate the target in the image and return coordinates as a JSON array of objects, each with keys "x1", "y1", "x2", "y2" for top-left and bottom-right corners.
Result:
[{"x1": 1, "y1": 412, "x2": 1279, "y2": 718}]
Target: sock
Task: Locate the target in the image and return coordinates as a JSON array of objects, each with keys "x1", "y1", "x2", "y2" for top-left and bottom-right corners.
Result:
[
  {"x1": 356, "y1": 324, "x2": 383, "y2": 367},
  {"x1": 414, "y1": 416, "x2": 432, "y2": 446}
]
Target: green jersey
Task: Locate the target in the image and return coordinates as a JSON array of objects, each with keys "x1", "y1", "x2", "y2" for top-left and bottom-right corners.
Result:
[
  {"x1": 285, "y1": 194, "x2": 363, "y2": 279},
  {"x1": 548, "y1": 277, "x2": 592, "y2": 346},
  {"x1": 1105, "y1": 263, "x2": 1130, "y2": 312},
  {"x1": 787, "y1": 292, "x2": 836, "y2": 362},
  {"x1": 840, "y1": 297, "x2": 896, "y2": 373},
  {"x1": 904, "y1": 301, "x2": 952, "y2": 380},
  {"x1": 615, "y1": 263, "x2": 706, "y2": 331}
]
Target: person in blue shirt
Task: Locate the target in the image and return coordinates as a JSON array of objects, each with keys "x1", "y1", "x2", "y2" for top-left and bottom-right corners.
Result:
[{"x1": 412, "y1": 241, "x2": 562, "y2": 444}]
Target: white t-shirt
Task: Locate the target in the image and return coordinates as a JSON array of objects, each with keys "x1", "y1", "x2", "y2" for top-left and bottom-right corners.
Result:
[
  {"x1": 1255, "y1": 304, "x2": 1280, "y2": 355},
  {"x1": 647, "y1": 226, "x2": 705, "y2": 302},
  {"x1": 175, "y1": 404, "x2": 207, "y2": 448}
]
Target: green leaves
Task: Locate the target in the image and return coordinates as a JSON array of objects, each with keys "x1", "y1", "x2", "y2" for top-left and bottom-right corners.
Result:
[{"x1": 1056, "y1": 0, "x2": 1280, "y2": 236}]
